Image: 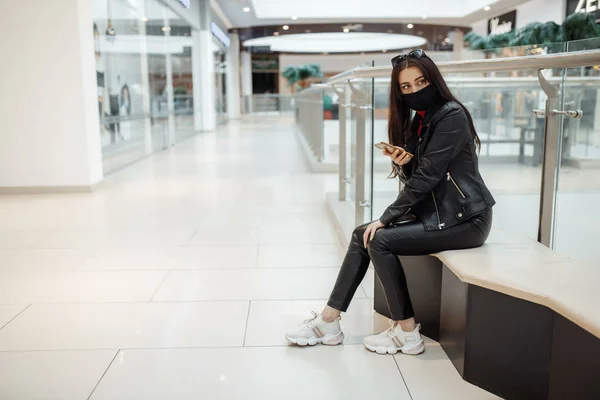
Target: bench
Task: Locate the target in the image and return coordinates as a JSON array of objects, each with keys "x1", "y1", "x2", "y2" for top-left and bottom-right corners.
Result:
[{"x1": 373, "y1": 229, "x2": 600, "y2": 400}]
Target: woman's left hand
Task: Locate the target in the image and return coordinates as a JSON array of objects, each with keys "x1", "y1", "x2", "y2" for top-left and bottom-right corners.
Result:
[{"x1": 363, "y1": 220, "x2": 385, "y2": 248}]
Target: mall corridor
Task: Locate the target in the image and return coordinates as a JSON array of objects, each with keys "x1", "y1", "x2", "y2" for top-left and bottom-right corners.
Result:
[{"x1": 0, "y1": 116, "x2": 498, "y2": 399}]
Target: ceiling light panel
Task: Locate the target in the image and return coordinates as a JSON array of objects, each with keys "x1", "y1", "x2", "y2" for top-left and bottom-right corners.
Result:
[
  {"x1": 243, "y1": 32, "x2": 427, "y2": 53},
  {"x1": 251, "y1": 0, "x2": 499, "y2": 19}
]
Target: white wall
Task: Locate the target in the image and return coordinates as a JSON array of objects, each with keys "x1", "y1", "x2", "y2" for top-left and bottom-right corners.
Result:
[
  {"x1": 471, "y1": 0, "x2": 567, "y2": 35},
  {"x1": 0, "y1": 0, "x2": 103, "y2": 189}
]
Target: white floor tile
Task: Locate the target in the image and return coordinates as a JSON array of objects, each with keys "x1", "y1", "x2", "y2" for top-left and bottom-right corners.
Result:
[
  {"x1": 245, "y1": 299, "x2": 391, "y2": 346},
  {"x1": 394, "y1": 342, "x2": 501, "y2": 399},
  {"x1": 78, "y1": 246, "x2": 258, "y2": 271},
  {"x1": 0, "y1": 302, "x2": 249, "y2": 351},
  {"x1": 90, "y1": 346, "x2": 411, "y2": 400},
  {"x1": 0, "y1": 350, "x2": 117, "y2": 400},
  {"x1": 257, "y1": 223, "x2": 339, "y2": 245},
  {"x1": 0, "y1": 271, "x2": 167, "y2": 303},
  {"x1": 34, "y1": 229, "x2": 195, "y2": 249},
  {"x1": 361, "y1": 268, "x2": 376, "y2": 299},
  {"x1": 187, "y1": 226, "x2": 261, "y2": 246},
  {"x1": 0, "y1": 249, "x2": 91, "y2": 274},
  {"x1": 0, "y1": 230, "x2": 47, "y2": 249},
  {"x1": 0, "y1": 305, "x2": 27, "y2": 328},
  {"x1": 257, "y1": 244, "x2": 343, "y2": 268},
  {"x1": 152, "y1": 268, "x2": 358, "y2": 302}
]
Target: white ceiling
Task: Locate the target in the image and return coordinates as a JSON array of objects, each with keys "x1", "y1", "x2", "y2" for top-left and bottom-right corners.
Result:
[
  {"x1": 243, "y1": 32, "x2": 427, "y2": 53},
  {"x1": 250, "y1": 0, "x2": 499, "y2": 19},
  {"x1": 217, "y1": 0, "x2": 529, "y2": 28}
]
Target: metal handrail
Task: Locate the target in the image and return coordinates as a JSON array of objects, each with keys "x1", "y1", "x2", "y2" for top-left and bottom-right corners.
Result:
[{"x1": 327, "y1": 49, "x2": 600, "y2": 84}]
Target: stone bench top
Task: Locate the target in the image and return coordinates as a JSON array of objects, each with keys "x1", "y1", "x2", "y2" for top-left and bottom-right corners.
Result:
[{"x1": 435, "y1": 229, "x2": 600, "y2": 340}]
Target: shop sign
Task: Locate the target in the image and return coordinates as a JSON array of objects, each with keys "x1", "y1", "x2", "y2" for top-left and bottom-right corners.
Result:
[
  {"x1": 488, "y1": 10, "x2": 517, "y2": 36},
  {"x1": 566, "y1": 0, "x2": 600, "y2": 19}
]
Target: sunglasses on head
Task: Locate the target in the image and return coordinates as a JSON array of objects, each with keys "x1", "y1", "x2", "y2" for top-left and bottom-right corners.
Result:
[{"x1": 391, "y1": 49, "x2": 426, "y2": 68}]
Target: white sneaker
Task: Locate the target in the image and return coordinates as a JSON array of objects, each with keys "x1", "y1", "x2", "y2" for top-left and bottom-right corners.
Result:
[
  {"x1": 285, "y1": 311, "x2": 344, "y2": 346},
  {"x1": 363, "y1": 321, "x2": 425, "y2": 355}
]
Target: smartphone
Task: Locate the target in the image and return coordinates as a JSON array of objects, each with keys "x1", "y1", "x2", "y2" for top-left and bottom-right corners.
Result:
[{"x1": 375, "y1": 142, "x2": 413, "y2": 157}]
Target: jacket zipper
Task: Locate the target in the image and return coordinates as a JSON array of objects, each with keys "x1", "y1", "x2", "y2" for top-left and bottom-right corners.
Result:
[
  {"x1": 431, "y1": 193, "x2": 445, "y2": 229},
  {"x1": 446, "y1": 172, "x2": 466, "y2": 199}
]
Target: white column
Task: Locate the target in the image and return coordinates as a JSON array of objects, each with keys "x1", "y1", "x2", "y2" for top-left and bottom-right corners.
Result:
[
  {"x1": 191, "y1": 0, "x2": 216, "y2": 132},
  {"x1": 0, "y1": 0, "x2": 102, "y2": 190},
  {"x1": 448, "y1": 30, "x2": 464, "y2": 62},
  {"x1": 226, "y1": 32, "x2": 241, "y2": 119},
  {"x1": 241, "y1": 51, "x2": 253, "y2": 113},
  {"x1": 192, "y1": 30, "x2": 204, "y2": 132}
]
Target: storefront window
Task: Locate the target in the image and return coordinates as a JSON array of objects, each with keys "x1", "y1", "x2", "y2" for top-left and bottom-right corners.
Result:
[{"x1": 92, "y1": 0, "x2": 197, "y2": 173}]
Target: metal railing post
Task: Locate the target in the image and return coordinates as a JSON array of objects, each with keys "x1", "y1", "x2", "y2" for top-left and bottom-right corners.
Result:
[
  {"x1": 335, "y1": 85, "x2": 350, "y2": 201},
  {"x1": 537, "y1": 69, "x2": 561, "y2": 247}
]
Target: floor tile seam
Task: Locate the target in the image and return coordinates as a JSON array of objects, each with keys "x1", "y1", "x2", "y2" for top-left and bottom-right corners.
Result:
[
  {"x1": 86, "y1": 349, "x2": 120, "y2": 400},
  {"x1": 0, "y1": 304, "x2": 31, "y2": 332}
]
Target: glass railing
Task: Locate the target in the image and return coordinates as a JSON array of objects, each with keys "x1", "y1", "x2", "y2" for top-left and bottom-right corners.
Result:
[
  {"x1": 243, "y1": 94, "x2": 295, "y2": 115},
  {"x1": 321, "y1": 42, "x2": 600, "y2": 266}
]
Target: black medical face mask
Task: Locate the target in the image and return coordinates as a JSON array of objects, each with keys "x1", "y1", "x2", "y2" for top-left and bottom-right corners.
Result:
[{"x1": 401, "y1": 85, "x2": 438, "y2": 111}]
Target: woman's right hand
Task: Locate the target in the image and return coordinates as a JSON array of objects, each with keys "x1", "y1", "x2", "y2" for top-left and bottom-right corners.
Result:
[{"x1": 383, "y1": 147, "x2": 413, "y2": 166}]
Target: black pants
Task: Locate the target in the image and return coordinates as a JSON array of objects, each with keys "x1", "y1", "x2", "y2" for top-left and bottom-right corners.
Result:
[{"x1": 327, "y1": 209, "x2": 493, "y2": 321}]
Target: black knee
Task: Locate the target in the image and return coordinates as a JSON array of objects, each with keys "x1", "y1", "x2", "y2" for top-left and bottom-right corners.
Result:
[{"x1": 367, "y1": 234, "x2": 389, "y2": 256}]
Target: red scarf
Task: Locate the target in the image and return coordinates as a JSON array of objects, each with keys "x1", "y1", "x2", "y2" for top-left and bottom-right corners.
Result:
[{"x1": 416, "y1": 111, "x2": 426, "y2": 137}]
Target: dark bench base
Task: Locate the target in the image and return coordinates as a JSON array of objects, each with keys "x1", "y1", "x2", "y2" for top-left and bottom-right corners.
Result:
[{"x1": 374, "y1": 260, "x2": 600, "y2": 400}]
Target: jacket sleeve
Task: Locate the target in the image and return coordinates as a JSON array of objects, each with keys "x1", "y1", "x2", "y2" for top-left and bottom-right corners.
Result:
[{"x1": 379, "y1": 106, "x2": 470, "y2": 225}]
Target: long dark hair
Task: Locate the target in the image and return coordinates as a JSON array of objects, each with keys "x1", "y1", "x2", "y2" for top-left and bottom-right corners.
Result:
[{"x1": 388, "y1": 55, "x2": 481, "y2": 151}]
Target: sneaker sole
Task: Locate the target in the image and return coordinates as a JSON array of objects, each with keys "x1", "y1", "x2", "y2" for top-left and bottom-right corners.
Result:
[
  {"x1": 285, "y1": 332, "x2": 344, "y2": 347},
  {"x1": 364, "y1": 340, "x2": 425, "y2": 355}
]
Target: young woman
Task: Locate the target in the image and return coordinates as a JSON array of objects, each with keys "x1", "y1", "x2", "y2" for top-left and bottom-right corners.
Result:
[{"x1": 285, "y1": 50, "x2": 495, "y2": 355}]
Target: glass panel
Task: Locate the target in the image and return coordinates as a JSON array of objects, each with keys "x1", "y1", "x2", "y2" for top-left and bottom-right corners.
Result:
[
  {"x1": 366, "y1": 64, "x2": 573, "y2": 240},
  {"x1": 552, "y1": 40, "x2": 600, "y2": 265},
  {"x1": 92, "y1": 0, "x2": 200, "y2": 173},
  {"x1": 93, "y1": 0, "x2": 155, "y2": 173},
  {"x1": 169, "y1": 11, "x2": 195, "y2": 142},
  {"x1": 371, "y1": 78, "x2": 396, "y2": 221},
  {"x1": 215, "y1": 48, "x2": 227, "y2": 125}
]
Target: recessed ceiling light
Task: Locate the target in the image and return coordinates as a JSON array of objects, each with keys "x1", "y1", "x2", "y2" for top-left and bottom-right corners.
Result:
[
  {"x1": 343, "y1": 28, "x2": 350, "y2": 33},
  {"x1": 445, "y1": 38, "x2": 450, "y2": 43},
  {"x1": 283, "y1": 25, "x2": 289, "y2": 30},
  {"x1": 291, "y1": 16, "x2": 298, "y2": 20},
  {"x1": 422, "y1": 15, "x2": 427, "y2": 20},
  {"x1": 141, "y1": 17, "x2": 149, "y2": 22},
  {"x1": 382, "y1": 49, "x2": 387, "y2": 53},
  {"x1": 407, "y1": 23, "x2": 414, "y2": 29},
  {"x1": 273, "y1": 32, "x2": 280, "y2": 36},
  {"x1": 484, "y1": 5, "x2": 491, "y2": 11},
  {"x1": 161, "y1": 26, "x2": 171, "y2": 32},
  {"x1": 243, "y1": 6, "x2": 250, "y2": 12}
]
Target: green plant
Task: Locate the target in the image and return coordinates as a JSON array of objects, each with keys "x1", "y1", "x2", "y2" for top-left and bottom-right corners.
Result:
[
  {"x1": 282, "y1": 64, "x2": 323, "y2": 91},
  {"x1": 464, "y1": 31, "x2": 514, "y2": 54},
  {"x1": 465, "y1": 13, "x2": 600, "y2": 53},
  {"x1": 560, "y1": 12, "x2": 600, "y2": 41},
  {"x1": 510, "y1": 21, "x2": 561, "y2": 46}
]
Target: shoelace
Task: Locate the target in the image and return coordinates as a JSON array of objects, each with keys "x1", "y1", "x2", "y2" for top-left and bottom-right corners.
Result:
[
  {"x1": 383, "y1": 320, "x2": 399, "y2": 339},
  {"x1": 301, "y1": 311, "x2": 319, "y2": 328}
]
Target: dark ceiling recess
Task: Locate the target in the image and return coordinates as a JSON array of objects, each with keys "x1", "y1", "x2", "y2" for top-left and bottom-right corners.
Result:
[{"x1": 233, "y1": 23, "x2": 470, "y2": 54}]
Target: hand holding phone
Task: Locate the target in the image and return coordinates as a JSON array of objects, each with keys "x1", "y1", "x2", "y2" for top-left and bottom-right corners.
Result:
[{"x1": 375, "y1": 142, "x2": 413, "y2": 166}]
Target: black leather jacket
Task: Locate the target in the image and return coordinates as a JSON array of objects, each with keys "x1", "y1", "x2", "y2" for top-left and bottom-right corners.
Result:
[{"x1": 379, "y1": 100, "x2": 496, "y2": 230}]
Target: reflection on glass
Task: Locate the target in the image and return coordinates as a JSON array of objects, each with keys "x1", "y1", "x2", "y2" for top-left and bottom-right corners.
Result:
[
  {"x1": 553, "y1": 39, "x2": 600, "y2": 265},
  {"x1": 92, "y1": 0, "x2": 198, "y2": 173}
]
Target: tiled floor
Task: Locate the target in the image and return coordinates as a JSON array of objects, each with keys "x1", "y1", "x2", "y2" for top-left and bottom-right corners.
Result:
[{"x1": 0, "y1": 116, "x2": 498, "y2": 399}]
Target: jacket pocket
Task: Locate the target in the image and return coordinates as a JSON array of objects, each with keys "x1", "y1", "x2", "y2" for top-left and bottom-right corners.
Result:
[{"x1": 446, "y1": 172, "x2": 466, "y2": 199}]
